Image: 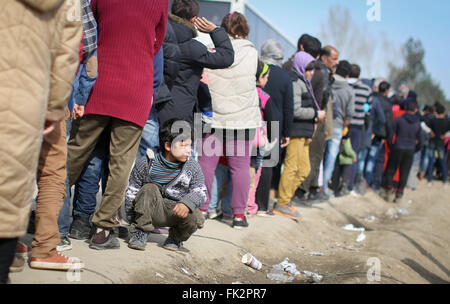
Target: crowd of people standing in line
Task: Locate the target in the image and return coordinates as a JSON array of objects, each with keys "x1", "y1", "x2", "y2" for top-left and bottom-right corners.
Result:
[{"x1": 1, "y1": 0, "x2": 449, "y2": 283}]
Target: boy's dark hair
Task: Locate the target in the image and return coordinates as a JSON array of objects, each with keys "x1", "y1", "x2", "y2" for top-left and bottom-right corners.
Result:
[
  {"x1": 221, "y1": 12, "x2": 250, "y2": 39},
  {"x1": 423, "y1": 105, "x2": 433, "y2": 113},
  {"x1": 335, "y1": 60, "x2": 352, "y2": 78},
  {"x1": 406, "y1": 100, "x2": 418, "y2": 112},
  {"x1": 298, "y1": 34, "x2": 322, "y2": 58},
  {"x1": 159, "y1": 118, "x2": 194, "y2": 150},
  {"x1": 435, "y1": 103, "x2": 446, "y2": 115},
  {"x1": 350, "y1": 64, "x2": 361, "y2": 79},
  {"x1": 379, "y1": 81, "x2": 391, "y2": 93},
  {"x1": 171, "y1": 0, "x2": 200, "y2": 20}
]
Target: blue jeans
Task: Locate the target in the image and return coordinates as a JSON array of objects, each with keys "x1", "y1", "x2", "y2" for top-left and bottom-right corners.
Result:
[
  {"x1": 427, "y1": 146, "x2": 447, "y2": 183},
  {"x1": 58, "y1": 123, "x2": 109, "y2": 237},
  {"x1": 322, "y1": 127, "x2": 343, "y2": 192},
  {"x1": 420, "y1": 145, "x2": 429, "y2": 173},
  {"x1": 364, "y1": 141, "x2": 384, "y2": 187},
  {"x1": 357, "y1": 148, "x2": 369, "y2": 175},
  {"x1": 209, "y1": 163, "x2": 233, "y2": 217},
  {"x1": 138, "y1": 107, "x2": 160, "y2": 158}
]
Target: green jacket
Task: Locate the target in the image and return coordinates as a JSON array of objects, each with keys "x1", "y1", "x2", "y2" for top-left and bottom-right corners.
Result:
[{"x1": 339, "y1": 139, "x2": 357, "y2": 165}]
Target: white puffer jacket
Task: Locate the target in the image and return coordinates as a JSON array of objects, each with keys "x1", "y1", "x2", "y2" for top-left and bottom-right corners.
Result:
[{"x1": 205, "y1": 37, "x2": 262, "y2": 130}]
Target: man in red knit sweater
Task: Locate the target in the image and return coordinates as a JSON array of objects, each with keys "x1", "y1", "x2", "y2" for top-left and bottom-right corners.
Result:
[{"x1": 67, "y1": 0, "x2": 169, "y2": 250}]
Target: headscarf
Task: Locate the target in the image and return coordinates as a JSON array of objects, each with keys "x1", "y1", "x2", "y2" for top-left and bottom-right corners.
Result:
[{"x1": 293, "y1": 51, "x2": 319, "y2": 110}]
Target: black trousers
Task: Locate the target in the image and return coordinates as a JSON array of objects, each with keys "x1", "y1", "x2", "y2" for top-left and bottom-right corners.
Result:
[
  {"x1": 383, "y1": 148, "x2": 415, "y2": 192},
  {"x1": 0, "y1": 238, "x2": 18, "y2": 284},
  {"x1": 256, "y1": 166, "x2": 273, "y2": 211}
]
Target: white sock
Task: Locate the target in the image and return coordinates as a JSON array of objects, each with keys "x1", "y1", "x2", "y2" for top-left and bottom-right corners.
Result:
[{"x1": 96, "y1": 228, "x2": 110, "y2": 237}]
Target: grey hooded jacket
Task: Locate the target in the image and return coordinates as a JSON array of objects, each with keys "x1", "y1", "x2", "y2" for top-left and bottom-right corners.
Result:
[{"x1": 331, "y1": 75, "x2": 355, "y2": 130}]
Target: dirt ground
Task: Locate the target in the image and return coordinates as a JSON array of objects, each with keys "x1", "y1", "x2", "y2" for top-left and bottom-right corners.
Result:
[{"x1": 9, "y1": 180, "x2": 450, "y2": 284}]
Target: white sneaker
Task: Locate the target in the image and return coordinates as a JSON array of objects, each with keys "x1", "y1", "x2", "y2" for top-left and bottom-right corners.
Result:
[{"x1": 350, "y1": 190, "x2": 360, "y2": 197}]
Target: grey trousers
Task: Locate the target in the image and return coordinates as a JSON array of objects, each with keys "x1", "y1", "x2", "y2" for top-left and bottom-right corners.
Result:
[{"x1": 130, "y1": 184, "x2": 205, "y2": 242}]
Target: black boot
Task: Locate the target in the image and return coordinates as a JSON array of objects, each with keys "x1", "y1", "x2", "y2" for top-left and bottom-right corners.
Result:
[{"x1": 69, "y1": 214, "x2": 92, "y2": 240}]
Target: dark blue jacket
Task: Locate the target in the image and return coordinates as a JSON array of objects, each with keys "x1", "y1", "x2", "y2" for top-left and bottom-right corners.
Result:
[
  {"x1": 263, "y1": 65, "x2": 294, "y2": 139},
  {"x1": 391, "y1": 113, "x2": 423, "y2": 152}
]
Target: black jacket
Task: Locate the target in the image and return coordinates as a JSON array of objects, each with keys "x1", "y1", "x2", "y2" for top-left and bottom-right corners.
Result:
[
  {"x1": 289, "y1": 69, "x2": 316, "y2": 139},
  {"x1": 263, "y1": 64, "x2": 294, "y2": 140},
  {"x1": 167, "y1": 14, "x2": 234, "y2": 123},
  {"x1": 154, "y1": 21, "x2": 181, "y2": 105},
  {"x1": 373, "y1": 92, "x2": 393, "y2": 141},
  {"x1": 311, "y1": 59, "x2": 333, "y2": 110}
]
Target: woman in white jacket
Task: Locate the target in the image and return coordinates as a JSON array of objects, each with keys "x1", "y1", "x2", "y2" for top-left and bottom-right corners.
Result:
[{"x1": 198, "y1": 12, "x2": 262, "y2": 229}]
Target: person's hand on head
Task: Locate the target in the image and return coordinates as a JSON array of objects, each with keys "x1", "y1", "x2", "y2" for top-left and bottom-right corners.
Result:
[{"x1": 194, "y1": 17, "x2": 217, "y2": 33}]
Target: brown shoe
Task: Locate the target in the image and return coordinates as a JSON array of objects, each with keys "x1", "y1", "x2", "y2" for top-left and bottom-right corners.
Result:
[
  {"x1": 9, "y1": 241, "x2": 30, "y2": 273},
  {"x1": 30, "y1": 252, "x2": 84, "y2": 271},
  {"x1": 9, "y1": 256, "x2": 26, "y2": 273}
]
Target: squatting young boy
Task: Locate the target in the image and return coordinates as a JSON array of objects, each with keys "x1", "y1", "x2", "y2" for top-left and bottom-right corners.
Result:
[{"x1": 124, "y1": 119, "x2": 207, "y2": 251}]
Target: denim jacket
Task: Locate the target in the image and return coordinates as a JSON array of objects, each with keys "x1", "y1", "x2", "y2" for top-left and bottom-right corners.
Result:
[{"x1": 68, "y1": 50, "x2": 98, "y2": 113}]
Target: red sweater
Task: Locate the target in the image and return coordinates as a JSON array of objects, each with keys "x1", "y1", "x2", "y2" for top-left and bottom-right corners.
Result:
[{"x1": 85, "y1": 0, "x2": 168, "y2": 127}]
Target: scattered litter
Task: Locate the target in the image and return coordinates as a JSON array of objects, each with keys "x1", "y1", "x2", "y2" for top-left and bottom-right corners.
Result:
[
  {"x1": 303, "y1": 271, "x2": 324, "y2": 283},
  {"x1": 365, "y1": 215, "x2": 376, "y2": 223},
  {"x1": 181, "y1": 267, "x2": 190, "y2": 275},
  {"x1": 241, "y1": 253, "x2": 262, "y2": 270},
  {"x1": 386, "y1": 208, "x2": 399, "y2": 219},
  {"x1": 155, "y1": 272, "x2": 164, "y2": 279},
  {"x1": 277, "y1": 258, "x2": 301, "y2": 276},
  {"x1": 267, "y1": 268, "x2": 295, "y2": 283},
  {"x1": 356, "y1": 232, "x2": 366, "y2": 243},
  {"x1": 309, "y1": 251, "x2": 324, "y2": 256},
  {"x1": 407, "y1": 200, "x2": 413, "y2": 205},
  {"x1": 232, "y1": 281, "x2": 243, "y2": 284},
  {"x1": 397, "y1": 208, "x2": 409, "y2": 216},
  {"x1": 266, "y1": 258, "x2": 301, "y2": 283},
  {"x1": 342, "y1": 224, "x2": 365, "y2": 232}
]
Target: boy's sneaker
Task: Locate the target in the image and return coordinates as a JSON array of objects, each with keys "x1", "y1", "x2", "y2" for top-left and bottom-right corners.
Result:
[
  {"x1": 232, "y1": 216, "x2": 249, "y2": 229},
  {"x1": 69, "y1": 215, "x2": 91, "y2": 240},
  {"x1": 162, "y1": 236, "x2": 182, "y2": 251},
  {"x1": 30, "y1": 252, "x2": 84, "y2": 271},
  {"x1": 128, "y1": 230, "x2": 149, "y2": 251},
  {"x1": 273, "y1": 203, "x2": 301, "y2": 221},
  {"x1": 89, "y1": 228, "x2": 120, "y2": 250},
  {"x1": 56, "y1": 235, "x2": 72, "y2": 252}
]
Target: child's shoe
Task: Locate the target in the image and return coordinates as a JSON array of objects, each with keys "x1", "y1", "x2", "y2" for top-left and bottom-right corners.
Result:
[
  {"x1": 162, "y1": 236, "x2": 183, "y2": 251},
  {"x1": 128, "y1": 229, "x2": 149, "y2": 251}
]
